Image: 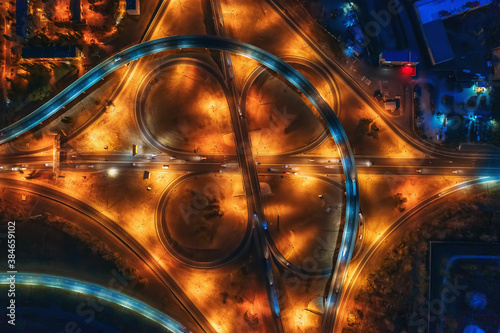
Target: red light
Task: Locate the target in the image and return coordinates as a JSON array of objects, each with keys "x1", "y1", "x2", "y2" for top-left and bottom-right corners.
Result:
[{"x1": 401, "y1": 65, "x2": 416, "y2": 76}]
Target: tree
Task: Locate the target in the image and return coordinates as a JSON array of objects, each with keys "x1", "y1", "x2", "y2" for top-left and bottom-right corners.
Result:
[
  {"x1": 28, "y1": 84, "x2": 51, "y2": 102},
  {"x1": 347, "y1": 309, "x2": 363, "y2": 326},
  {"x1": 356, "y1": 118, "x2": 371, "y2": 134},
  {"x1": 392, "y1": 193, "x2": 408, "y2": 212}
]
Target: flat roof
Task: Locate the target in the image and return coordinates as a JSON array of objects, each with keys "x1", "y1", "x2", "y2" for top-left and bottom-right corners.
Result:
[
  {"x1": 22, "y1": 46, "x2": 79, "y2": 59},
  {"x1": 493, "y1": 47, "x2": 500, "y2": 81},
  {"x1": 381, "y1": 50, "x2": 419, "y2": 63},
  {"x1": 126, "y1": 0, "x2": 137, "y2": 10},
  {"x1": 415, "y1": 0, "x2": 493, "y2": 24},
  {"x1": 421, "y1": 20, "x2": 454, "y2": 65},
  {"x1": 70, "y1": 0, "x2": 81, "y2": 22},
  {"x1": 16, "y1": 0, "x2": 28, "y2": 37}
]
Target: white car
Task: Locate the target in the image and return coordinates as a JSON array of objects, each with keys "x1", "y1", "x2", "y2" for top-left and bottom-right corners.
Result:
[{"x1": 162, "y1": 165, "x2": 169, "y2": 169}]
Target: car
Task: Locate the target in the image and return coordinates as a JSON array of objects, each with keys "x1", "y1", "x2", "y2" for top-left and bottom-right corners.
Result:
[
  {"x1": 200, "y1": 156, "x2": 207, "y2": 160},
  {"x1": 416, "y1": 169, "x2": 422, "y2": 173},
  {"x1": 170, "y1": 156, "x2": 176, "y2": 160},
  {"x1": 162, "y1": 165, "x2": 169, "y2": 169},
  {"x1": 284, "y1": 171, "x2": 297, "y2": 175},
  {"x1": 114, "y1": 56, "x2": 121, "y2": 62},
  {"x1": 255, "y1": 161, "x2": 261, "y2": 165},
  {"x1": 452, "y1": 170, "x2": 458, "y2": 173}
]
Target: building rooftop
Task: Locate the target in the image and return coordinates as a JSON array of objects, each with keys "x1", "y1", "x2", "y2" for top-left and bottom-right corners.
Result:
[
  {"x1": 21, "y1": 46, "x2": 79, "y2": 59},
  {"x1": 421, "y1": 20, "x2": 454, "y2": 65},
  {"x1": 16, "y1": 0, "x2": 28, "y2": 37},
  {"x1": 493, "y1": 47, "x2": 500, "y2": 81},
  {"x1": 380, "y1": 50, "x2": 420, "y2": 63},
  {"x1": 415, "y1": 0, "x2": 493, "y2": 24},
  {"x1": 70, "y1": 0, "x2": 81, "y2": 22},
  {"x1": 126, "y1": 0, "x2": 137, "y2": 10},
  {"x1": 126, "y1": 0, "x2": 140, "y2": 15}
]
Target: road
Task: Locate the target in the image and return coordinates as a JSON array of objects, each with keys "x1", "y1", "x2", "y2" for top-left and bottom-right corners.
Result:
[
  {"x1": 265, "y1": 0, "x2": 500, "y2": 160},
  {"x1": 134, "y1": 57, "x2": 228, "y2": 154},
  {"x1": 0, "y1": 272, "x2": 190, "y2": 333},
  {"x1": 155, "y1": 171, "x2": 254, "y2": 268},
  {"x1": 1, "y1": 29, "x2": 495, "y2": 332},
  {"x1": 0, "y1": 178, "x2": 215, "y2": 333},
  {"x1": 0, "y1": 34, "x2": 360, "y2": 332},
  {"x1": 209, "y1": 0, "x2": 286, "y2": 329},
  {"x1": 334, "y1": 176, "x2": 499, "y2": 333}
]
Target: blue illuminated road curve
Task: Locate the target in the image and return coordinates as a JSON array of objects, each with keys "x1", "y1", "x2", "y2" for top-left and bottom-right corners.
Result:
[
  {"x1": 0, "y1": 272, "x2": 188, "y2": 332},
  {"x1": 0, "y1": 35, "x2": 359, "y2": 328}
]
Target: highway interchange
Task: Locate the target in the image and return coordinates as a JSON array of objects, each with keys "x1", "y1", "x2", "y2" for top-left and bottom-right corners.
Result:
[
  {"x1": 1, "y1": 3, "x2": 499, "y2": 332},
  {"x1": 0, "y1": 34, "x2": 360, "y2": 332}
]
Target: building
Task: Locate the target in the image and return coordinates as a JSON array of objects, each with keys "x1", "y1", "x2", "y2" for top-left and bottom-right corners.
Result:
[
  {"x1": 379, "y1": 50, "x2": 419, "y2": 67},
  {"x1": 16, "y1": 0, "x2": 28, "y2": 38},
  {"x1": 414, "y1": 0, "x2": 493, "y2": 65},
  {"x1": 493, "y1": 47, "x2": 500, "y2": 81},
  {"x1": 21, "y1": 46, "x2": 80, "y2": 59},
  {"x1": 126, "y1": 0, "x2": 140, "y2": 15},
  {"x1": 377, "y1": 3, "x2": 420, "y2": 72},
  {"x1": 70, "y1": 0, "x2": 82, "y2": 23},
  {"x1": 384, "y1": 100, "x2": 397, "y2": 112}
]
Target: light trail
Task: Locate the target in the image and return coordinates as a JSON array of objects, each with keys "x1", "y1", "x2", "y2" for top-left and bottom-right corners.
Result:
[{"x1": 0, "y1": 272, "x2": 189, "y2": 333}]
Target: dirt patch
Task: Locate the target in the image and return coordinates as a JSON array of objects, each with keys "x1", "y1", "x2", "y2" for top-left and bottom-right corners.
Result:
[
  {"x1": 142, "y1": 63, "x2": 234, "y2": 154},
  {"x1": 261, "y1": 175, "x2": 343, "y2": 270},
  {"x1": 163, "y1": 173, "x2": 248, "y2": 261}
]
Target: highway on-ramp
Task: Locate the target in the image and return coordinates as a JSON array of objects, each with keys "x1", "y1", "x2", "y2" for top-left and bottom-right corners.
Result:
[
  {"x1": 0, "y1": 272, "x2": 189, "y2": 333},
  {"x1": 0, "y1": 35, "x2": 360, "y2": 331}
]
